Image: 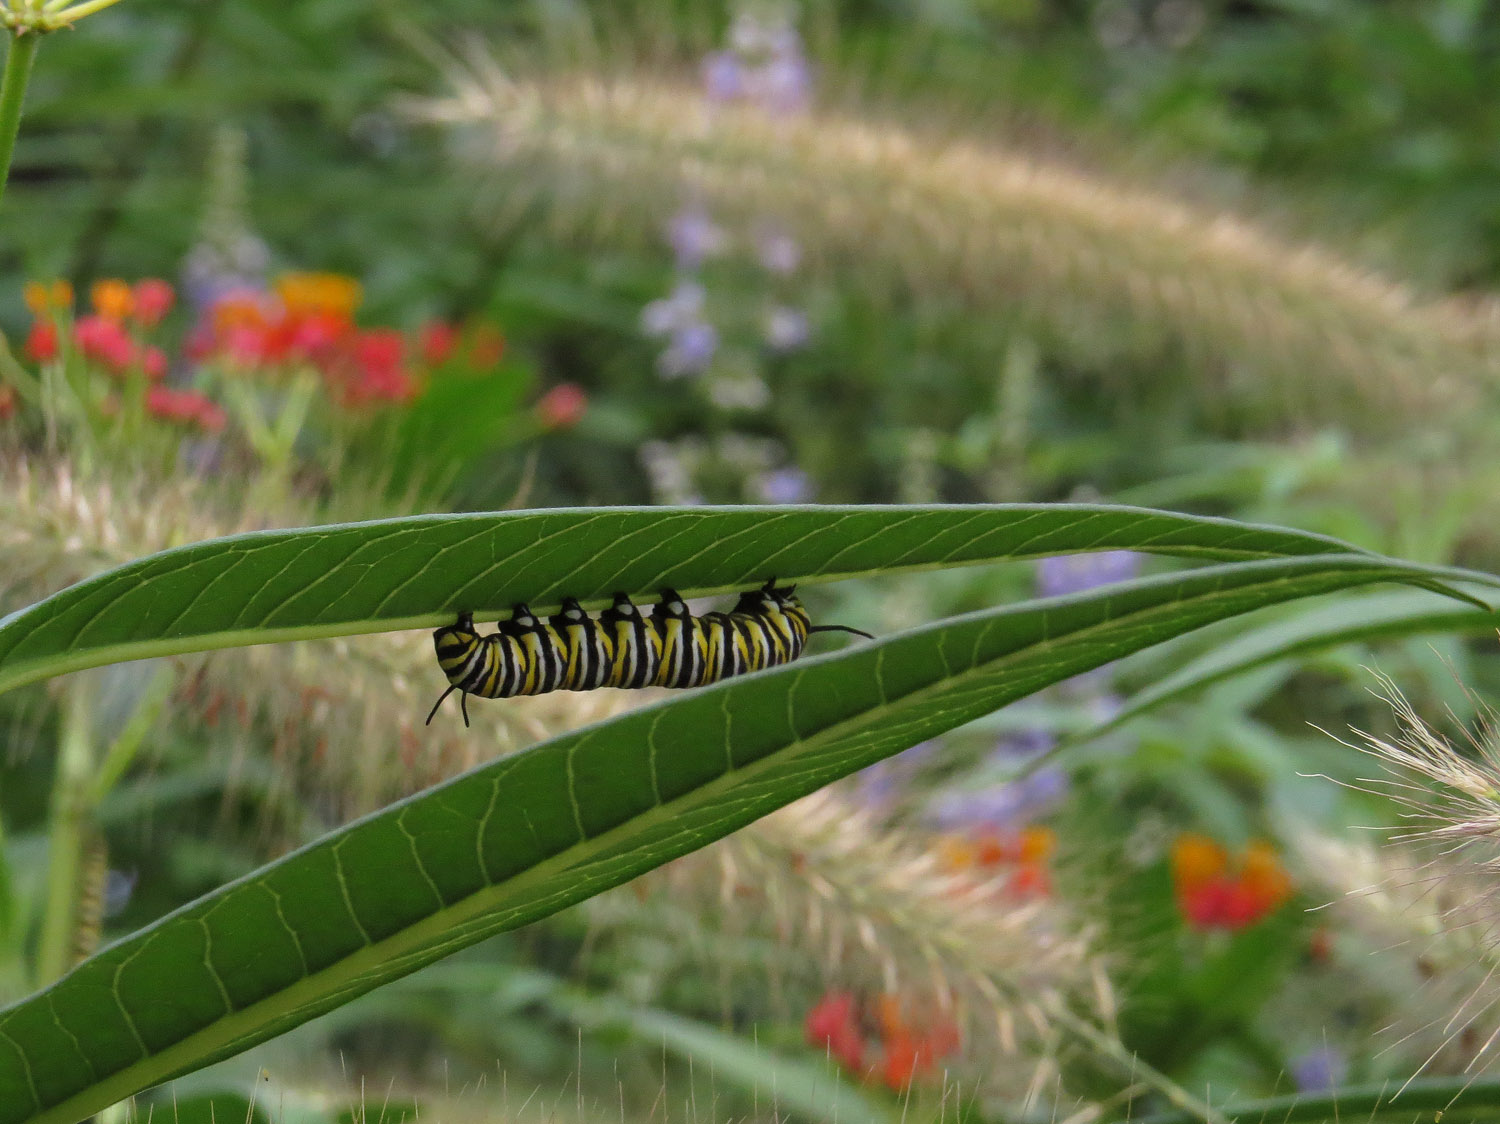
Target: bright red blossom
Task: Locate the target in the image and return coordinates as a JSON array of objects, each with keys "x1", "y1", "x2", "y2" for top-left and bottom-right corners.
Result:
[
  {"x1": 131, "y1": 279, "x2": 174, "y2": 328},
  {"x1": 806, "y1": 992, "x2": 960, "y2": 1092},
  {"x1": 24, "y1": 319, "x2": 57, "y2": 363},
  {"x1": 145, "y1": 386, "x2": 226, "y2": 432},
  {"x1": 805, "y1": 992, "x2": 865, "y2": 1073},
  {"x1": 419, "y1": 320, "x2": 459, "y2": 367},
  {"x1": 73, "y1": 315, "x2": 138, "y2": 375},
  {"x1": 537, "y1": 383, "x2": 588, "y2": 430}
]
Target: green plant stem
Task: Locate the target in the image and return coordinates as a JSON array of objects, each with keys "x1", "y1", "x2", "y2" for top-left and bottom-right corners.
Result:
[
  {"x1": 0, "y1": 29, "x2": 40, "y2": 210},
  {"x1": 1046, "y1": 1001, "x2": 1230, "y2": 1124},
  {"x1": 35, "y1": 685, "x2": 95, "y2": 985}
]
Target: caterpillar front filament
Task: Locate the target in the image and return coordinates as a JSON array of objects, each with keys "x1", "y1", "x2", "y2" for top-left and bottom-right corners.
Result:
[{"x1": 427, "y1": 580, "x2": 872, "y2": 727}]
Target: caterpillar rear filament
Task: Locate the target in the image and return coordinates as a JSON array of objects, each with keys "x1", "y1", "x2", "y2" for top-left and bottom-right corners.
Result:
[{"x1": 428, "y1": 579, "x2": 872, "y2": 727}]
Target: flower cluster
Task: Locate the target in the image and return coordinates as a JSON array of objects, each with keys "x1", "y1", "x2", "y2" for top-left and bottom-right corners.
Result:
[
  {"x1": 804, "y1": 991, "x2": 961, "y2": 1091},
  {"x1": 1171, "y1": 833, "x2": 1293, "y2": 931},
  {"x1": 186, "y1": 272, "x2": 423, "y2": 408},
  {"x1": 935, "y1": 824, "x2": 1057, "y2": 900},
  {"x1": 19, "y1": 278, "x2": 228, "y2": 432},
  {"x1": 9, "y1": 274, "x2": 579, "y2": 461},
  {"x1": 639, "y1": 6, "x2": 814, "y2": 399}
]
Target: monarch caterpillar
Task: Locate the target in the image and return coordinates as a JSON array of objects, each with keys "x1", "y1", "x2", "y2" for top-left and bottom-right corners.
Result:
[{"x1": 427, "y1": 579, "x2": 873, "y2": 727}]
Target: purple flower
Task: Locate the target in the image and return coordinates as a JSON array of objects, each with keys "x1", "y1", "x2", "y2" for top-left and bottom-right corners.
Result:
[
  {"x1": 764, "y1": 305, "x2": 810, "y2": 352},
  {"x1": 757, "y1": 467, "x2": 812, "y2": 504},
  {"x1": 930, "y1": 767, "x2": 1069, "y2": 832},
  {"x1": 667, "y1": 205, "x2": 726, "y2": 269},
  {"x1": 642, "y1": 279, "x2": 707, "y2": 338},
  {"x1": 989, "y1": 728, "x2": 1056, "y2": 763},
  {"x1": 180, "y1": 234, "x2": 271, "y2": 312},
  {"x1": 1290, "y1": 1047, "x2": 1347, "y2": 1093},
  {"x1": 754, "y1": 225, "x2": 801, "y2": 274},
  {"x1": 702, "y1": 50, "x2": 744, "y2": 102},
  {"x1": 1035, "y1": 550, "x2": 1143, "y2": 599},
  {"x1": 659, "y1": 321, "x2": 719, "y2": 378},
  {"x1": 752, "y1": 52, "x2": 812, "y2": 114},
  {"x1": 855, "y1": 740, "x2": 941, "y2": 808}
]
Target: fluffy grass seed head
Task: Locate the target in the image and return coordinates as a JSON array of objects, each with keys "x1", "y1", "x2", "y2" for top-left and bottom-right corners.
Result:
[{"x1": 414, "y1": 55, "x2": 1500, "y2": 433}]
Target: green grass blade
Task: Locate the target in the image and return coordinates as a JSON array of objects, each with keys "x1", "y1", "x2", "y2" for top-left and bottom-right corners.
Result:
[
  {"x1": 0, "y1": 553, "x2": 1480, "y2": 1124},
  {"x1": 0, "y1": 503, "x2": 1413, "y2": 697},
  {"x1": 1094, "y1": 588, "x2": 1500, "y2": 737}
]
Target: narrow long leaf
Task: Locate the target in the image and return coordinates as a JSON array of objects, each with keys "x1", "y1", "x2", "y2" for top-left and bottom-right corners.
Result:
[
  {"x1": 0, "y1": 504, "x2": 1409, "y2": 697},
  {"x1": 1093, "y1": 589, "x2": 1500, "y2": 737},
  {"x1": 1126, "y1": 1075, "x2": 1500, "y2": 1123},
  {"x1": 0, "y1": 554, "x2": 1480, "y2": 1124}
]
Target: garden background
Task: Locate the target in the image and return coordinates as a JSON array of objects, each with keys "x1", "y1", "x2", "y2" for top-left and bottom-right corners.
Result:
[{"x1": 6, "y1": 0, "x2": 1500, "y2": 1120}]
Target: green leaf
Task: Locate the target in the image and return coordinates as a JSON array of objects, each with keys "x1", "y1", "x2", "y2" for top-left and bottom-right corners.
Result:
[
  {"x1": 0, "y1": 553, "x2": 1481, "y2": 1124},
  {"x1": 1126, "y1": 1075, "x2": 1500, "y2": 1123},
  {"x1": 1094, "y1": 589, "x2": 1500, "y2": 737},
  {"x1": 0, "y1": 503, "x2": 1428, "y2": 697}
]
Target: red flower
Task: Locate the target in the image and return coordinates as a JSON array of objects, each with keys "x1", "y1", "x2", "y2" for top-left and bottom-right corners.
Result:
[
  {"x1": 141, "y1": 346, "x2": 168, "y2": 382},
  {"x1": 145, "y1": 386, "x2": 227, "y2": 432},
  {"x1": 23, "y1": 319, "x2": 57, "y2": 363},
  {"x1": 805, "y1": 992, "x2": 865, "y2": 1074},
  {"x1": 537, "y1": 383, "x2": 587, "y2": 430},
  {"x1": 131, "y1": 279, "x2": 175, "y2": 328},
  {"x1": 419, "y1": 320, "x2": 459, "y2": 367},
  {"x1": 1172, "y1": 834, "x2": 1292, "y2": 931},
  {"x1": 73, "y1": 314, "x2": 137, "y2": 375},
  {"x1": 0, "y1": 385, "x2": 15, "y2": 420}
]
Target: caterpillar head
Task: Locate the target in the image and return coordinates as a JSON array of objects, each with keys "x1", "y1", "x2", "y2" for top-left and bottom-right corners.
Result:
[
  {"x1": 433, "y1": 610, "x2": 479, "y2": 650},
  {"x1": 735, "y1": 579, "x2": 800, "y2": 616}
]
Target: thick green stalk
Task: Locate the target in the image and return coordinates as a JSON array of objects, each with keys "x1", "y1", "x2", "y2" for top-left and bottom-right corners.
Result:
[
  {"x1": 0, "y1": 29, "x2": 39, "y2": 210},
  {"x1": 34, "y1": 686, "x2": 95, "y2": 985}
]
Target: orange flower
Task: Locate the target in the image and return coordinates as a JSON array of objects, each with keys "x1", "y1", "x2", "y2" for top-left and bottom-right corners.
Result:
[
  {"x1": 1171, "y1": 833, "x2": 1227, "y2": 891},
  {"x1": 935, "y1": 833, "x2": 978, "y2": 873},
  {"x1": 1239, "y1": 839, "x2": 1293, "y2": 913},
  {"x1": 871, "y1": 995, "x2": 961, "y2": 1091},
  {"x1": 24, "y1": 280, "x2": 73, "y2": 315},
  {"x1": 274, "y1": 272, "x2": 361, "y2": 318},
  {"x1": 1018, "y1": 825, "x2": 1056, "y2": 863},
  {"x1": 90, "y1": 279, "x2": 135, "y2": 322}
]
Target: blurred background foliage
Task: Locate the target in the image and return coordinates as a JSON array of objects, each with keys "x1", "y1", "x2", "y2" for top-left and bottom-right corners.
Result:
[{"x1": 5, "y1": 0, "x2": 1500, "y2": 1120}]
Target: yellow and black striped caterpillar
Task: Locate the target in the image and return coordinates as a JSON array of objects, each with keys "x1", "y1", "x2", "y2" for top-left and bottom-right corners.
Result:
[{"x1": 427, "y1": 579, "x2": 872, "y2": 726}]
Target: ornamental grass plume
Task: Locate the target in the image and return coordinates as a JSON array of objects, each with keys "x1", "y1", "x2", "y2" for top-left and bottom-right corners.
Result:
[
  {"x1": 1299, "y1": 672, "x2": 1500, "y2": 1074},
  {"x1": 415, "y1": 56, "x2": 1500, "y2": 433},
  {"x1": 596, "y1": 788, "x2": 1112, "y2": 1110}
]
